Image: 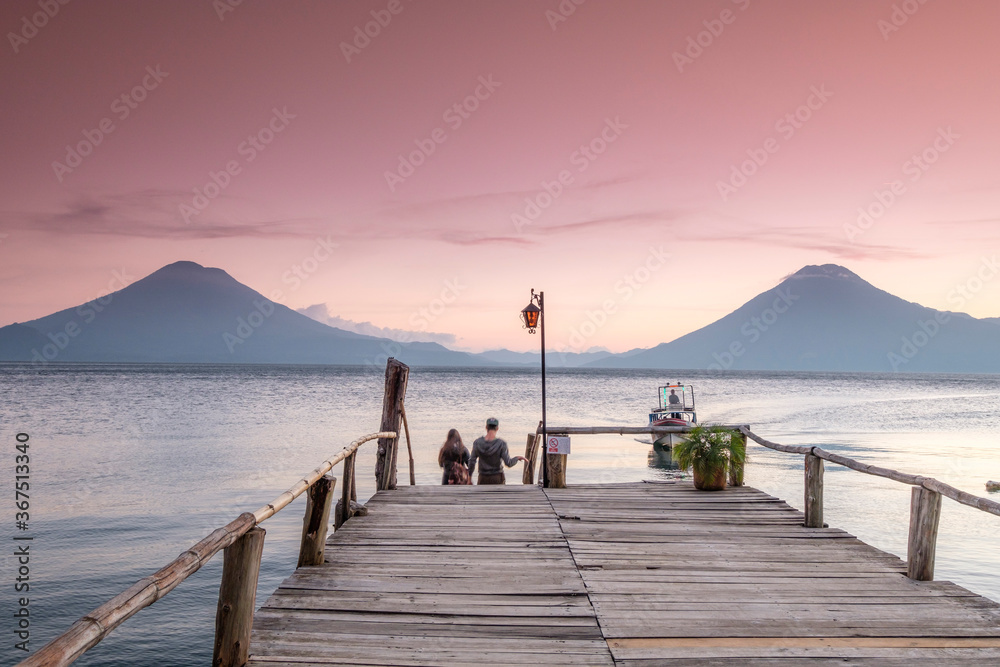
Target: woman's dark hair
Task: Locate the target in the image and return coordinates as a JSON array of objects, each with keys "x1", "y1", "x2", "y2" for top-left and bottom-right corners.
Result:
[{"x1": 438, "y1": 428, "x2": 465, "y2": 466}]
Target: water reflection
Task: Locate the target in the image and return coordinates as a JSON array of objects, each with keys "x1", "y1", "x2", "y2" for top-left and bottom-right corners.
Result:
[{"x1": 647, "y1": 441, "x2": 680, "y2": 470}]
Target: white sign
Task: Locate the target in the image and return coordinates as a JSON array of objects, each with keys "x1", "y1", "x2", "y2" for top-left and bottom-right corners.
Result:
[{"x1": 547, "y1": 436, "x2": 570, "y2": 455}]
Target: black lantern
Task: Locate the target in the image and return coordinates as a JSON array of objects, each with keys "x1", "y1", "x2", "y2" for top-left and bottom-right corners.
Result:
[{"x1": 521, "y1": 301, "x2": 541, "y2": 332}]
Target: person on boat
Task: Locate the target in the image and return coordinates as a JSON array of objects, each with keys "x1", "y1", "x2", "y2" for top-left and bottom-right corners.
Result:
[
  {"x1": 438, "y1": 428, "x2": 471, "y2": 485},
  {"x1": 468, "y1": 418, "x2": 525, "y2": 485},
  {"x1": 668, "y1": 389, "x2": 681, "y2": 418}
]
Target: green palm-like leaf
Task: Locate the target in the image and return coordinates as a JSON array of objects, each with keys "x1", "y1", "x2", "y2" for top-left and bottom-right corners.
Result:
[{"x1": 672, "y1": 424, "x2": 746, "y2": 480}]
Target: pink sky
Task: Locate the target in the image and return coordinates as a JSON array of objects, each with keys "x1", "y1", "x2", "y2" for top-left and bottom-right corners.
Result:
[{"x1": 2, "y1": 0, "x2": 998, "y2": 353}]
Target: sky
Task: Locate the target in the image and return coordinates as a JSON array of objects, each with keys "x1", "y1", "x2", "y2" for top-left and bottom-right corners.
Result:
[{"x1": 2, "y1": 0, "x2": 999, "y2": 353}]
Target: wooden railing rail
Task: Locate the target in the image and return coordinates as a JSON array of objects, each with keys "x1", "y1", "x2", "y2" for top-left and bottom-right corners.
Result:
[
  {"x1": 738, "y1": 426, "x2": 1000, "y2": 582},
  {"x1": 738, "y1": 427, "x2": 1000, "y2": 517},
  {"x1": 252, "y1": 431, "x2": 393, "y2": 522},
  {"x1": 545, "y1": 424, "x2": 749, "y2": 436},
  {"x1": 18, "y1": 431, "x2": 396, "y2": 667}
]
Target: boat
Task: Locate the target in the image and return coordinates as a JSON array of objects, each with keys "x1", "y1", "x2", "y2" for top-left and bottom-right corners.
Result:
[{"x1": 647, "y1": 382, "x2": 696, "y2": 449}]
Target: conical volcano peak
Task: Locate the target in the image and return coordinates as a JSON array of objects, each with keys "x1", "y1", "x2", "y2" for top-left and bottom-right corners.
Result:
[
  {"x1": 144, "y1": 260, "x2": 236, "y2": 286},
  {"x1": 161, "y1": 260, "x2": 206, "y2": 271},
  {"x1": 152, "y1": 260, "x2": 227, "y2": 276},
  {"x1": 787, "y1": 264, "x2": 864, "y2": 282}
]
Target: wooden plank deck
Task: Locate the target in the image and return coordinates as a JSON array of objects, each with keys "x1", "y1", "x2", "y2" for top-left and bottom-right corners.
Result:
[
  {"x1": 249, "y1": 482, "x2": 1000, "y2": 665},
  {"x1": 250, "y1": 485, "x2": 612, "y2": 666}
]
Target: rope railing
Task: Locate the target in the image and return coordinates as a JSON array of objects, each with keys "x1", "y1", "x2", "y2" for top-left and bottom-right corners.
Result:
[{"x1": 18, "y1": 431, "x2": 396, "y2": 667}]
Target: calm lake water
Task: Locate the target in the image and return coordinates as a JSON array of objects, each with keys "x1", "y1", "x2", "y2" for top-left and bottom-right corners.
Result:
[{"x1": 1, "y1": 364, "x2": 999, "y2": 666}]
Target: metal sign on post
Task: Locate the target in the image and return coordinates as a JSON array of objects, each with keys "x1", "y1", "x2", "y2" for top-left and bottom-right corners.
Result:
[{"x1": 547, "y1": 436, "x2": 570, "y2": 455}]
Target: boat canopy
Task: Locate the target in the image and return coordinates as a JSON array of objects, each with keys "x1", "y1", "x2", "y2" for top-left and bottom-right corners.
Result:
[{"x1": 656, "y1": 383, "x2": 695, "y2": 413}]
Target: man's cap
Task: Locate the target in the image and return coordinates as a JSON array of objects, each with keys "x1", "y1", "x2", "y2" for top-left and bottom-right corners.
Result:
[{"x1": 486, "y1": 417, "x2": 499, "y2": 429}]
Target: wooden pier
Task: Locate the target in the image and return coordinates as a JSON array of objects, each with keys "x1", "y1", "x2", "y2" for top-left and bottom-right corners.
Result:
[
  {"x1": 21, "y1": 359, "x2": 1000, "y2": 667},
  {"x1": 249, "y1": 482, "x2": 1000, "y2": 665}
]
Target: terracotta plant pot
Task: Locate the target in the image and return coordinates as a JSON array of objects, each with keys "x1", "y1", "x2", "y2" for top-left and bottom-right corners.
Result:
[{"x1": 693, "y1": 467, "x2": 727, "y2": 491}]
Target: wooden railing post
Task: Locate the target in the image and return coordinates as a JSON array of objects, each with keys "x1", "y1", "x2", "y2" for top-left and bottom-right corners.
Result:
[
  {"x1": 375, "y1": 358, "x2": 409, "y2": 491},
  {"x1": 804, "y1": 452, "x2": 824, "y2": 528},
  {"x1": 213, "y1": 526, "x2": 265, "y2": 667},
  {"x1": 907, "y1": 486, "x2": 942, "y2": 581},
  {"x1": 401, "y1": 404, "x2": 416, "y2": 486},
  {"x1": 523, "y1": 422, "x2": 542, "y2": 485},
  {"x1": 335, "y1": 450, "x2": 357, "y2": 530},
  {"x1": 297, "y1": 474, "x2": 336, "y2": 567}
]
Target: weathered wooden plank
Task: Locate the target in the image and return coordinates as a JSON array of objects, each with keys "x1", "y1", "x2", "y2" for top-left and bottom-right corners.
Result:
[
  {"x1": 248, "y1": 482, "x2": 1000, "y2": 667},
  {"x1": 250, "y1": 485, "x2": 614, "y2": 666},
  {"x1": 610, "y1": 637, "x2": 1000, "y2": 649}
]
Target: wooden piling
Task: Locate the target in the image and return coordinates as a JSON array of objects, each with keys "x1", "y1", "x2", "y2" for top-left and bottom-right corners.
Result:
[
  {"x1": 375, "y1": 358, "x2": 409, "y2": 491},
  {"x1": 297, "y1": 474, "x2": 335, "y2": 567},
  {"x1": 908, "y1": 486, "x2": 942, "y2": 581},
  {"x1": 213, "y1": 526, "x2": 265, "y2": 667},
  {"x1": 804, "y1": 452, "x2": 824, "y2": 528},
  {"x1": 547, "y1": 453, "x2": 567, "y2": 489}
]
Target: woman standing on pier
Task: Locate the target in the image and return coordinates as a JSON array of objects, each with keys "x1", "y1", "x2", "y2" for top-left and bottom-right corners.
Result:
[
  {"x1": 468, "y1": 418, "x2": 525, "y2": 485},
  {"x1": 438, "y1": 428, "x2": 471, "y2": 485}
]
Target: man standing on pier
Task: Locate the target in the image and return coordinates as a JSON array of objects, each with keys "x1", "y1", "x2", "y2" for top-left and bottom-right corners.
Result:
[{"x1": 468, "y1": 417, "x2": 525, "y2": 485}]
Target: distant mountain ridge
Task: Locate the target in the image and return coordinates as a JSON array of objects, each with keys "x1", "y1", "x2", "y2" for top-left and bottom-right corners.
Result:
[
  {"x1": 477, "y1": 348, "x2": 615, "y2": 368},
  {"x1": 1, "y1": 261, "x2": 997, "y2": 372},
  {"x1": 590, "y1": 264, "x2": 1000, "y2": 373}
]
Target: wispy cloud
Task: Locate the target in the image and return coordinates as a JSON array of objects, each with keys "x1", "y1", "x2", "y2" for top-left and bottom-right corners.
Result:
[
  {"x1": 4, "y1": 172, "x2": 668, "y2": 247},
  {"x1": 924, "y1": 215, "x2": 1000, "y2": 227},
  {"x1": 298, "y1": 303, "x2": 457, "y2": 346},
  {"x1": 6, "y1": 191, "x2": 317, "y2": 239},
  {"x1": 8, "y1": 178, "x2": 931, "y2": 263},
  {"x1": 361, "y1": 172, "x2": 662, "y2": 245},
  {"x1": 685, "y1": 222, "x2": 935, "y2": 262},
  {"x1": 535, "y1": 210, "x2": 681, "y2": 235}
]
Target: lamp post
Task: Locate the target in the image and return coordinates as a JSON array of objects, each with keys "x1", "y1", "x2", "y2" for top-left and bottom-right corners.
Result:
[{"x1": 521, "y1": 289, "x2": 548, "y2": 488}]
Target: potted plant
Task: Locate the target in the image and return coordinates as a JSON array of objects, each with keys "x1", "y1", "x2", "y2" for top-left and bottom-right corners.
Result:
[{"x1": 672, "y1": 424, "x2": 746, "y2": 491}]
